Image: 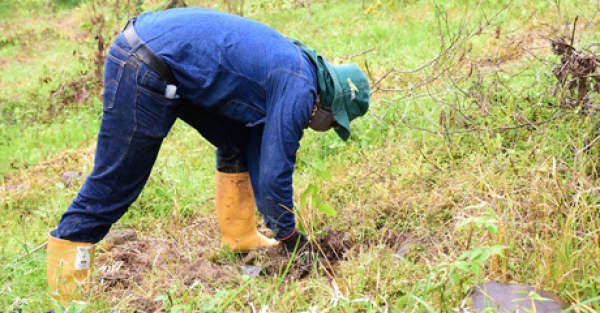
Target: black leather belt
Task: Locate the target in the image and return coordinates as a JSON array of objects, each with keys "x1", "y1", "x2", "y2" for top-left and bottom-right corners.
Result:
[{"x1": 122, "y1": 18, "x2": 176, "y2": 85}]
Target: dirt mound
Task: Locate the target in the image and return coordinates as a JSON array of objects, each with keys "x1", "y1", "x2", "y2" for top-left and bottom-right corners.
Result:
[
  {"x1": 243, "y1": 227, "x2": 354, "y2": 280},
  {"x1": 314, "y1": 227, "x2": 354, "y2": 261}
]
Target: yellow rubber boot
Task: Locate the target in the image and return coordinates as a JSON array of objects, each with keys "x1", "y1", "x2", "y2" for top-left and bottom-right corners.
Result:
[
  {"x1": 47, "y1": 230, "x2": 95, "y2": 304},
  {"x1": 215, "y1": 171, "x2": 278, "y2": 252}
]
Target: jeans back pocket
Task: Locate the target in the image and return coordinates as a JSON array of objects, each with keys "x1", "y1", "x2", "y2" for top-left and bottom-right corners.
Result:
[{"x1": 103, "y1": 53, "x2": 126, "y2": 111}]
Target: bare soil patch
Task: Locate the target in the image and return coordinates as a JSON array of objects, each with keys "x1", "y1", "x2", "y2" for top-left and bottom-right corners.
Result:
[
  {"x1": 94, "y1": 226, "x2": 356, "y2": 311},
  {"x1": 95, "y1": 230, "x2": 233, "y2": 312}
]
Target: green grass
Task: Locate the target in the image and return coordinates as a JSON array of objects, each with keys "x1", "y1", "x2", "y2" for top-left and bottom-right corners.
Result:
[{"x1": 2, "y1": 0, "x2": 600, "y2": 311}]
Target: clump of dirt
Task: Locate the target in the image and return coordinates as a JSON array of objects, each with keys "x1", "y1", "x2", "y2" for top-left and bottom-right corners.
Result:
[
  {"x1": 244, "y1": 227, "x2": 354, "y2": 280},
  {"x1": 313, "y1": 227, "x2": 354, "y2": 260},
  {"x1": 180, "y1": 258, "x2": 233, "y2": 286}
]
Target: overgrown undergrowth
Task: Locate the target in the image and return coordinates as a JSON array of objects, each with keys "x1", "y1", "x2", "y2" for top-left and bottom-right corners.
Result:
[{"x1": 1, "y1": 0, "x2": 600, "y2": 312}]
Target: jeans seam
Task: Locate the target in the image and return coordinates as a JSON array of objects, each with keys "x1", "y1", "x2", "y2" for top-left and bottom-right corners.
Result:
[{"x1": 100, "y1": 66, "x2": 140, "y2": 203}]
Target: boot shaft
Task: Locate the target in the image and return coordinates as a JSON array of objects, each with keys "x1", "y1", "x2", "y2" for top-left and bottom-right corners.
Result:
[
  {"x1": 215, "y1": 171, "x2": 278, "y2": 251},
  {"x1": 47, "y1": 230, "x2": 95, "y2": 303}
]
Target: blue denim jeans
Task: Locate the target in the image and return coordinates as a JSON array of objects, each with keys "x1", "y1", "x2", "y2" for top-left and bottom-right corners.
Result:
[
  {"x1": 57, "y1": 36, "x2": 182, "y2": 242},
  {"x1": 177, "y1": 102, "x2": 250, "y2": 173},
  {"x1": 57, "y1": 35, "x2": 296, "y2": 243}
]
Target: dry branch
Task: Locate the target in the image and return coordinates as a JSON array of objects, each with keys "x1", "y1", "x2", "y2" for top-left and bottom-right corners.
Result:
[{"x1": 549, "y1": 17, "x2": 600, "y2": 107}]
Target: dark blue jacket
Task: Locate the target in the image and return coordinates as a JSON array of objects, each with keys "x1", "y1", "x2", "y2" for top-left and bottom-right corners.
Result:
[{"x1": 135, "y1": 8, "x2": 318, "y2": 238}]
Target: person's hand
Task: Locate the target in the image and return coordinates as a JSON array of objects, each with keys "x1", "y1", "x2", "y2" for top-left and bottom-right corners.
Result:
[
  {"x1": 280, "y1": 231, "x2": 317, "y2": 277},
  {"x1": 281, "y1": 231, "x2": 309, "y2": 253}
]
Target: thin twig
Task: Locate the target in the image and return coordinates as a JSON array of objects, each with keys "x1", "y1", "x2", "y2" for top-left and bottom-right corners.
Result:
[
  {"x1": 570, "y1": 16, "x2": 579, "y2": 48},
  {"x1": 575, "y1": 134, "x2": 600, "y2": 156},
  {"x1": 419, "y1": 147, "x2": 443, "y2": 172},
  {"x1": 370, "y1": 66, "x2": 396, "y2": 95},
  {"x1": 346, "y1": 48, "x2": 375, "y2": 60}
]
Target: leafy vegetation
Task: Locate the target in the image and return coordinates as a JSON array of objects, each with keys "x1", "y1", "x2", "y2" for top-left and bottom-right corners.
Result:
[{"x1": 1, "y1": 0, "x2": 600, "y2": 312}]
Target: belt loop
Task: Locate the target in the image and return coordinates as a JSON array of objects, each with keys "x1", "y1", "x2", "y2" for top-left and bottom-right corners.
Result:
[{"x1": 129, "y1": 42, "x2": 143, "y2": 55}]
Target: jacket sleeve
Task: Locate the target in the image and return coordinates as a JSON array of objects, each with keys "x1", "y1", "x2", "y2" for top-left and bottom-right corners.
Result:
[{"x1": 254, "y1": 72, "x2": 316, "y2": 239}]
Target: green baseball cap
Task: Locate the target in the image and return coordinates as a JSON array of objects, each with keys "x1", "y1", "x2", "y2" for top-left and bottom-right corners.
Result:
[{"x1": 328, "y1": 64, "x2": 370, "y2": 141}]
